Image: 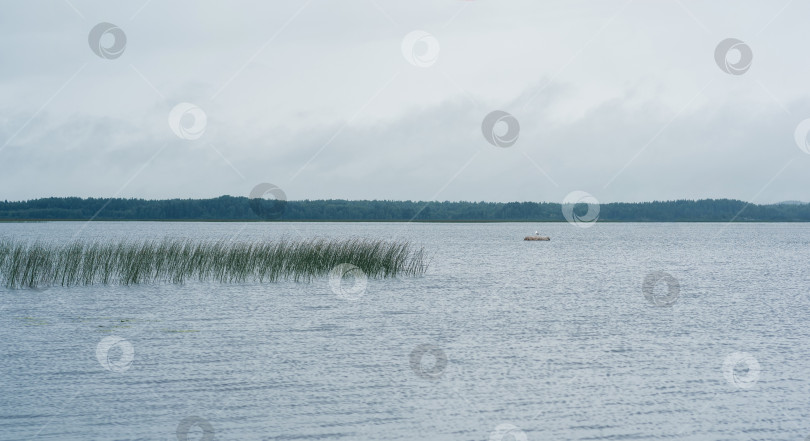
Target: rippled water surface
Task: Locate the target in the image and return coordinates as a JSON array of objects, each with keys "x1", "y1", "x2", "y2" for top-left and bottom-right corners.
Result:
[{"x1": 1, "y1": 222, "x2": 809, "y2": 440}]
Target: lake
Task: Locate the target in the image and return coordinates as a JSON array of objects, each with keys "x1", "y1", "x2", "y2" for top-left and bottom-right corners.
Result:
[{"x1": 1, "y1": 222, "x2": 809, "y2": 440}]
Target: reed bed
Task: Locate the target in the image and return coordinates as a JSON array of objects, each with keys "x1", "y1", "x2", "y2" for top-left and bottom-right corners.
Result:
[{"x1": 0, "y1": 238, "x2": 427, "y2": 289}]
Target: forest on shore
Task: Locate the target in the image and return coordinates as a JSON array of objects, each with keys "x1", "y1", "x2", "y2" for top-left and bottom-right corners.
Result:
[{"x1": 0, "y1": 197, "x2": 809, "y2": 222}]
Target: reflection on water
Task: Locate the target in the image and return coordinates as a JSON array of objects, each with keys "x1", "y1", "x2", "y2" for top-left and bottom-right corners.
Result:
[{"x1": 1, "y1": 222, "x2": 809, "y2": 440}]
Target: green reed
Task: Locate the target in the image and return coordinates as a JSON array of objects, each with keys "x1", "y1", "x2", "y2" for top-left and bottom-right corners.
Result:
[{"x1": 0, "y1": 238, "x2": 428, "y2": 289}]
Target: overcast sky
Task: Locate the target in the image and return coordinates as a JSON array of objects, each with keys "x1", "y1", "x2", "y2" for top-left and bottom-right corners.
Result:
[{"x1": 1, "y1": 0, "x2": 809, "y2": 203}]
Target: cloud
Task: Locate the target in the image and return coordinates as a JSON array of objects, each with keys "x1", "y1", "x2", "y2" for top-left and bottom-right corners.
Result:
[{"x1": 1, "y1": 0, "x2": 809, "y2": 203}]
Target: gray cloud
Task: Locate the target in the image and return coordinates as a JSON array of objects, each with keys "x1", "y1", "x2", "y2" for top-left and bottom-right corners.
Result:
[{"x1": 1, "y1": 0, "x2": 809, "y2": 203}]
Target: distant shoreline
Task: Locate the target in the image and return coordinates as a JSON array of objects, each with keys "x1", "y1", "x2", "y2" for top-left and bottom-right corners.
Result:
[
  {"x1": 2, "y1": 197, "x2": 809, "y2": 222},
  {"x1": 2, "y1": 219, "x2": 809, "y2": 223}
]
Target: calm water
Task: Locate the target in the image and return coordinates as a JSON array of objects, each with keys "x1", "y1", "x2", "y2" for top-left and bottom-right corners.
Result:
[{"x1": 1, "y1": 222, "x2": 809, "y2": 441}]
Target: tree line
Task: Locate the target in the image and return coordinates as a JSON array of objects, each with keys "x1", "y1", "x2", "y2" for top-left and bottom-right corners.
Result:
[{"x1": 0, "y1": 196, "x2": 808, "y2": 221}]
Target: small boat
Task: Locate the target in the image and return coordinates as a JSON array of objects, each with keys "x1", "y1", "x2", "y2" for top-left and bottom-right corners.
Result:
[{"x1": 524, "y1": 235, "x2": 550, "y2": 241}]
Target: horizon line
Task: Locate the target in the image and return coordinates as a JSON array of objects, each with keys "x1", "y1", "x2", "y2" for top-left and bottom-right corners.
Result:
[{"x1": 1, "y1": 196, "x2": 808, "y2": 205}]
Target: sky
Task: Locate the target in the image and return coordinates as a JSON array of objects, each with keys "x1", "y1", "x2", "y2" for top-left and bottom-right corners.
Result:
[{"x1": 1, "y1": 0, "x2": 809, "y2": 204}]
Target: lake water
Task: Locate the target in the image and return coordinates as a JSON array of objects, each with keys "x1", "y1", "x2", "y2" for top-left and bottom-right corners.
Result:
[{"x1": 1, "y1": 222, "x2": 809, "y2": 440}]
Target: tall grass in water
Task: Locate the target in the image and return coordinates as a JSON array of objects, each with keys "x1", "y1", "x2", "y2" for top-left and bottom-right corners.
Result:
[{"x1": 0, "y1": 238, "x2": 427, "y2": 288}]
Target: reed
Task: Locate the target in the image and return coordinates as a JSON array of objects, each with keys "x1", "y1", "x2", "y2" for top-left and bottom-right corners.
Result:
[{"x1": 0, "y1": 238, "x2": 428, "y2": 289}]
